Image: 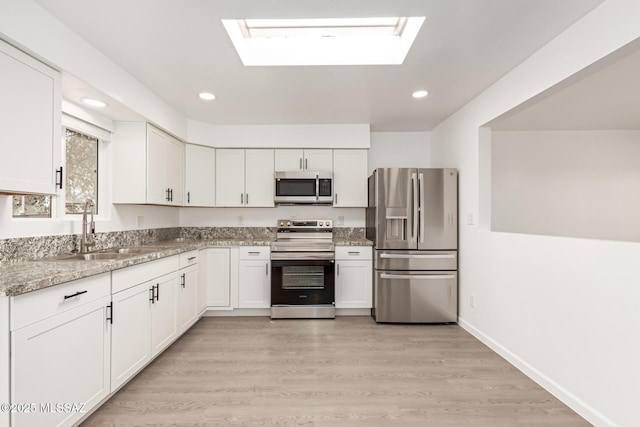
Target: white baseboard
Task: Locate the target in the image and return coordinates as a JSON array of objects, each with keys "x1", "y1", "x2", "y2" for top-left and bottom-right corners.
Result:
[{"x1": 458, "y1": 317, "x2": 617, "y2": 427}]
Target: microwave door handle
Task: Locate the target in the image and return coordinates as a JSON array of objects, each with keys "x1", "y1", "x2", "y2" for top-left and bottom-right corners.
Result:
[{"x1": 316, "y1": 173, "x2": 319, "y2": 201}]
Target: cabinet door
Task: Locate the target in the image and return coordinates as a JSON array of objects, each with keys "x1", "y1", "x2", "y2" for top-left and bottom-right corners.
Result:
[
  {"x1": 274, "y1": 149, "x2": 303, "y2": 171},
  {"x1": 178, "y1": 264, "x2": 199, "y2": 333},
  {"x1": 333, "y1": 149, "x2": 368, "y2": 207},
  {"x1": 304, "y1": 149, "x2": 333, "y2": 172},
  {"x1": 200, "y1": 248, "x2": 231, "y2": 307},
  {"x1": 165, "y1": 135, "x2": 184, "y2": 206},
  {"x1": 11, "y1": 298, "x2": 110, "y2": 427},
  {"x1": 215, "y1": 149, "x2": 245, "y2": 207},
  {"x1": 150, "y1": 273, "x2": 179, "y2": 356},
  {"x1": 335, "y1": 260, "x2": 373, "y2": 308},
  {"x1": 146, "y1": 125, "x2": 170, "y2": 205},
  {"x1": 111, "y1": 282, "x2": 151, "y2": 391},
  {"x1": 238, "y1": 260, "x2": 271, "y2": 308},
  {"x1": 245, "y1": 149, "x2": 274, "y2": 207},
  {"x1": 0, "y1": 39, "x2": 61, "y2": 195},
  {"x1": 185, "y1": 144, "x2": 215, "y2": 207}
]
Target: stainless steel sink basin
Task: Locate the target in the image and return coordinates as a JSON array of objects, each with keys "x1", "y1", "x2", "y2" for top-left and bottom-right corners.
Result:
[
  {"x1": 36, "y1": 245, "x2": 170, "y2": 262},
  {"x1": 47, "y1": 252, "x2": 134, "y2": 261}
]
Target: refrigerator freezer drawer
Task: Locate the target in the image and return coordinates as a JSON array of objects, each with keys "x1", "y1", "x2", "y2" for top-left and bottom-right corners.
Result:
[
  {"x1": 375, "y1": 250, "x2": 457, "y2": 271},
  {"x1": 374, "y1": 270, "x2": 457, "y2": 323}
]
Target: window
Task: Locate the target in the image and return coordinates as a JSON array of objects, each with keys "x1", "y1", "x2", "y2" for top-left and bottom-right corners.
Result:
[
  {"x1": 64, "y1": 129, "x2": 98, "y2": 214},
  {"x1": 12, "y1": 195, "x2": 51, "y2": 218},
  {"x1": 12, "y1": 128, "x2": 101, "y2": 218}
]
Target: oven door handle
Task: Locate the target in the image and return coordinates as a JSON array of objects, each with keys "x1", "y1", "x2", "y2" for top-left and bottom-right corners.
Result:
[{"x1": 271, "y1": 252, "x2": 335, "y2": 261}]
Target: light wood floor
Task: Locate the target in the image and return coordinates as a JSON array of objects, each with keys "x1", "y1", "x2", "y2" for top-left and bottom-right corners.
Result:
[{"x1": 82, "y1": 317, "x2": 590, "y2": 426}]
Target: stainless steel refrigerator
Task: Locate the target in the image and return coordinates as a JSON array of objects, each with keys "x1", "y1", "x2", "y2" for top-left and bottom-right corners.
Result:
[{"x1": 366, "y1": 168, "x2": 458, "y2": 323}]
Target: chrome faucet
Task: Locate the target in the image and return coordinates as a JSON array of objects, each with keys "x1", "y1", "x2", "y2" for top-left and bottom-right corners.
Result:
[{"x1": 80, "y1": 200, "x2": 96, "y2": 254}]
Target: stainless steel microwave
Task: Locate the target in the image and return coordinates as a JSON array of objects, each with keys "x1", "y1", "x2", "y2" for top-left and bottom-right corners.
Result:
[{"x1": 274, "y1": 171, "x2": 333, "y2": 205}]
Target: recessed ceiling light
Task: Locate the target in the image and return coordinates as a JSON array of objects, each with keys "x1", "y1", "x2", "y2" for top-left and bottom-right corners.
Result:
[
  {"x1": 412, "y1": 90, "x2": 429, "y2": 98},
  {"x1": 199, "y1": 92, "x2": 216, "y2": 101},
  {"x1": 81, "y1": 97, "x2": 108, "y2": 107}
]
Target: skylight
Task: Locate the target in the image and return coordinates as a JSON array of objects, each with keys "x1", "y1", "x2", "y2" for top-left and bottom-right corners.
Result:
[{"x1": 222, "y1": 17, "x2": 425, "y2": 66}]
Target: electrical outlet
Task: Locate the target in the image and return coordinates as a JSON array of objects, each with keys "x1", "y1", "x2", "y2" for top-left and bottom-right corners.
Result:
[
  {"x1": 136, "y1": 216, "x2": 144, "y2": 228},
  {"x1": 237, "y1": 215, "x2": 244, "y2": 225},
  {"x1": 470, "y1": 294, "x2": 476, "y2": 308},
  {"x1": 338, "y1": 216, "x2": 345, "y2": 226}
]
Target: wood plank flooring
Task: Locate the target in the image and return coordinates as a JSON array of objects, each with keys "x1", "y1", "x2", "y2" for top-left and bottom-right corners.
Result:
[{"x1": 81, "y1": 317, "x2": 590, "y2": 426}]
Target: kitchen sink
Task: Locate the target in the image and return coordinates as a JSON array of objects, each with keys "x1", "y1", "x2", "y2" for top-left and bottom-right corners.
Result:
[{"x1": 35, "y1": 245, "x2": 170, "y2": 262}]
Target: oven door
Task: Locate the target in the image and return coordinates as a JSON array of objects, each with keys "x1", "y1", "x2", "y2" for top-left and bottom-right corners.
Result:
[{"x1": 271, "y1": 258, "x2": 335, "y2": 305}]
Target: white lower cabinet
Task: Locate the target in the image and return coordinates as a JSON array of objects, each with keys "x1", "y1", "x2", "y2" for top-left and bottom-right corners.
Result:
[
  {"x1": 335, "y1": 247, "x2": 373, "y2": 309},
  {"x1": 110, "y1": 256, "x2": 183, "y2": 395},
  {"x1": 238, "y1": 246, "x2": 271, "y2": 308},
  {"x1": 178, "y1": 252, "x2": 199, "y2": 333},
  {"x1": 149, "y1": 272, "x2": 179, "y2": 357},
  {"x1": 10, "y1": 274, "x2": 111, "y2": 427},
  {"x1": 110, "y1": 282, "x2": 151, "y2": 391},
  {"x1": 200, "y1": 248, "x2": 231, "y2": 308}
]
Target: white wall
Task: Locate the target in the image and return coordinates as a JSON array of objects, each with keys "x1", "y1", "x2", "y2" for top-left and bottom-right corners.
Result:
[
  {"x1": 368, "y1": 131, "x2": 431, "y2": 174},
  {"x1": 491, "y1": 130, "x2": 640, "y2": 242},
  {"x1": 430, "y1": 1, "x2": 640, "y2": 426}
]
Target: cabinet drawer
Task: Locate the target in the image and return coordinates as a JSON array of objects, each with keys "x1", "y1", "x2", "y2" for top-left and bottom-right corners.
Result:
[
  {"x1": 335, "y1": 246, "x2": 372, "y2": 260},
  {"x1": 112, "y1": 255, "x2": 179, "y2": 293},
  {"x1": 179, "y1": 250, "x2": 199, "y2": 268},
  {"x1": 10, "y1": 273, "x2": 110, "y2": 331},
  {"x1": 239, "y1": 246, "x2": 270, "y2": 260}
]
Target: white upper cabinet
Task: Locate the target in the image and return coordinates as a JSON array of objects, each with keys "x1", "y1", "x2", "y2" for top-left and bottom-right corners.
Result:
[
  {"x1": 333, "y1": 149, "x2": 368, "y2": 207},
  {"x1": 215, "y1": 149, "x2": 245, "y2": 207},
  {"x1": 275, "y1": 149, "x2": 333, "y2": 172},
  {"x1": 245, "y1": 149, "x2": 274, "y2": 207},
  {"x1": 0, "y1": 39, "x2": 61, "y2": 195},
  {"x1": 216, "y1": 149, "x2": 274, "y2": 207},
  {"x1": 185, "y1": 144, "x2": 215, "y2": 207},
  {"x1": 113, "y1": 123, "x2": 184, "y2": 206}
]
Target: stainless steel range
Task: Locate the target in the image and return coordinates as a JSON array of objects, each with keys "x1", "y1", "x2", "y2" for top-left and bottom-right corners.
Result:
[{"x1": 270, "y1": 219, "x2": 335, "y2": 319}]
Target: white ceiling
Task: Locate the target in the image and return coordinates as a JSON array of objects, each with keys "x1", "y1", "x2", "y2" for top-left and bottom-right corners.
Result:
[{"x1": 35, "y1": 0, "x2": 603, "y2": 131}]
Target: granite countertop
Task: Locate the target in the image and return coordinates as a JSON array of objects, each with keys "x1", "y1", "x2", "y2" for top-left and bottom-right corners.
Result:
[{"x1": 0, "y1": 237, "x2": 372, "y2": 297}]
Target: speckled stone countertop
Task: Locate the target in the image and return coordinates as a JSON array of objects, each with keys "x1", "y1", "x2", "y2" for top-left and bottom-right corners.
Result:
[{"x1": 0, "y1": 232, "x2": 372, "y2": 297}]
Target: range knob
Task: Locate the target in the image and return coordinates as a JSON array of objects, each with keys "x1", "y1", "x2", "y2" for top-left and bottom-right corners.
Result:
[
  {"x1": 279, "y1": 221, "x2": 284, "y2": 227},
  {"x1": 287, "y1": 221, "x2": 291, "y2": 226},
  {"x1": 325, "y1": 221, "x2": 330, "y2": 226}
]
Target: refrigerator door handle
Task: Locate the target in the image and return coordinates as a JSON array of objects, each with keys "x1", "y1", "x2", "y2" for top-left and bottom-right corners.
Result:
[
  {"x1": 418, "y1": 172, "x2": 425, "y2": 243},
  {"x1": 380, "y1": 273, "x2": 456, "y2": 280},
  {"x1": 411, "y1": 172, "x2": 418, "y2": 241},
  {"x1": 380, "y1": 253, "x2": 456, "y2": 259}
]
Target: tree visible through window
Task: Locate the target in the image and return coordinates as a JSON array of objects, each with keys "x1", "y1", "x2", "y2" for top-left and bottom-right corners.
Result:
[
  {"x1": 65, "y1": 129, "x2": 98, "y2": 214},
  {"x1": 12, "y1": 128, "x2": 99, "y2": 217}
]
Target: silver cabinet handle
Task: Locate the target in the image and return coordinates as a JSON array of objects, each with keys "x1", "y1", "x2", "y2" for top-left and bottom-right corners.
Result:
[
  {"x1": 246, "y1": 193, "x2": 248, "y2": 205},
  {"x1": 348, "y1": 251, "x2": 360, "y2": 255},
  {"x1": 335, "y1": 193, "x2": 338, "y2": 205},
  {"x1": 266, "y1": 263, "x2": 269, "y2": 275},
  {"x1": 380, "y1": 254, "x2": 455, "y2": 259},
  {"x1": 240, "y1": 193, "x2": 243, "y2": 204},
  {"x1": 248, "y1": 251, "x2": 260, "y2": 255},
  {"x1": 305, "y1": 158, "x2": 308, "y2": 170},
  {"x1": 380, "y1": 274, "x2": 456, "y2": 280},
  {"x1": 337, "y1": 263, "x2": 340, "y2": 276},
  {"x1": 299, "y1": 158, "x2": 303, "y2": 170},
  {"x1": 188, "y1": 256, "x2": 196, "y2": 261}
]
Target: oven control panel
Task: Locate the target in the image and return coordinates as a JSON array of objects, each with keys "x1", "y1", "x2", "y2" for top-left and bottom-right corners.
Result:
[{"x1": 277, "y1": 219, "x2": 332, "y2": 228}]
